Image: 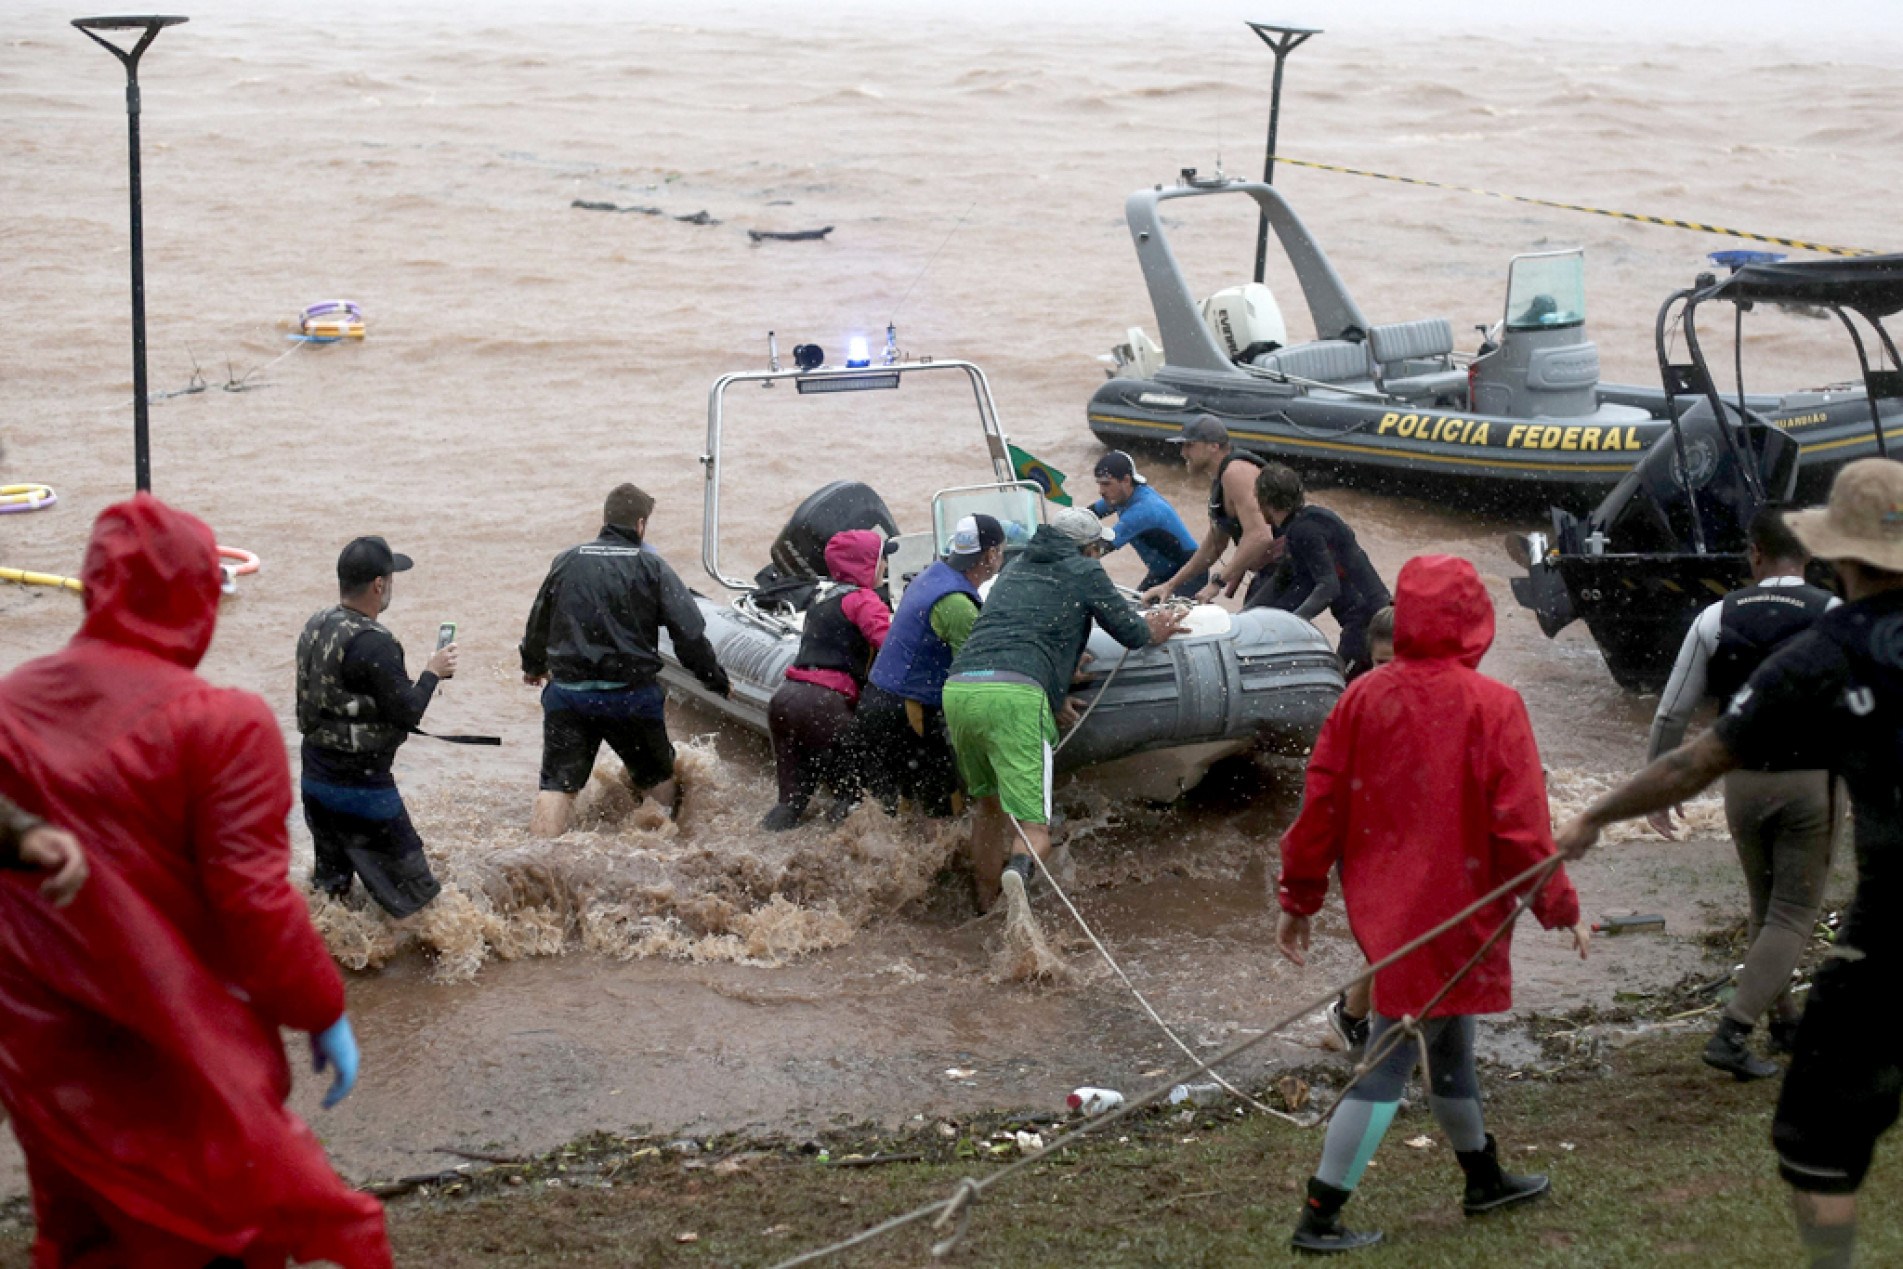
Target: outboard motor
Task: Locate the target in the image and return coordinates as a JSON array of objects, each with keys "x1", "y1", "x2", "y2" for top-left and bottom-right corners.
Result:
[
  {"x1": 1469, "y1": 249, "x2": 1604, "y2": 420},
  {"x1": 1578, "y1": 410, "x2": 1800, "y2": 558},
  {"x1": 755, "y1": 480, "x2": 898, "y2": 592}
]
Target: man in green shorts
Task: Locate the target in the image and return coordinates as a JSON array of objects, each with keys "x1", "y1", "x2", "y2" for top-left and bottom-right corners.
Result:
[{"x1": 943, "y1": 506, "x2": 1183, "y2": 911}]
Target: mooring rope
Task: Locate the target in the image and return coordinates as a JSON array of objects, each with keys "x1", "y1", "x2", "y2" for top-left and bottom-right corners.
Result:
[{"x1": 767, "y1": 853, "x2": 1565, "y2": 1268}]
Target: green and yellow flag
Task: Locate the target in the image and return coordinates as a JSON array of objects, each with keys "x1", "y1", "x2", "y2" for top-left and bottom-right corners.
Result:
[{"x1": 1008, "y1": 443, "x2": 1072, "y2": 507}]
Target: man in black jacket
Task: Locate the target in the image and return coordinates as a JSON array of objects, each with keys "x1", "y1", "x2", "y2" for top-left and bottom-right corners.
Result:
[{"x1": 521, "y1": 484, "x2": 730, "y2": 836}]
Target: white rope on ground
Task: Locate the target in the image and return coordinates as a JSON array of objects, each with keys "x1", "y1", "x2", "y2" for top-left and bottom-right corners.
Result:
[
  {"x1": 766, "y1": 853, "x2": 1565, "y2": 1269},
  {"x1": 1007, "y1": 813, "x2": 1305, "y2": 1125}
]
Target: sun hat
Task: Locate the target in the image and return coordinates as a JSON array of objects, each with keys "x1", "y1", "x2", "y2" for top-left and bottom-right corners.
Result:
[{"x1": 1786, "y1": 457, "x2": 1903, "y2": 572}]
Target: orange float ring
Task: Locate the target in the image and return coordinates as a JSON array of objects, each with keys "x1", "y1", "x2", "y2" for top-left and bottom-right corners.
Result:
[{"x1": 217, "y1": 545, "x2": 261, "y2": 577}]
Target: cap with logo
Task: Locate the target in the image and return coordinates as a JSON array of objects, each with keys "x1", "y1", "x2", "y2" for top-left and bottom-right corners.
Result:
[
  {"x1": 1168, "y1": 414, "x2": 1230, "y2": 446},
  {"x1": 1787, "y1": 457, "x2": 1903, "y2": 572},
  {"x1": 336, "y1": 535, "x2": 415, "y2": 589},
  {"x1": 1050, "y1": 506, "x2": 1116, "y2": 545},
  {"x1": 947, "y1": 513, "x2": 1006, "y2": 571},
  {"x1": 1093, "y1": 450, "x2": 1148, "y2": 486}
]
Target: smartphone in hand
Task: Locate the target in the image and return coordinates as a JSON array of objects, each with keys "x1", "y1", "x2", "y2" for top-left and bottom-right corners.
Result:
[{"x1": 437, "y1": 621, "x2": 457, "y2": 650}]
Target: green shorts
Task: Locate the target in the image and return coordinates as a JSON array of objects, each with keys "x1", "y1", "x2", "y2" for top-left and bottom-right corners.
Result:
[{"x1": 942, "y1": 679, "x2": 1056, "y2": 825}]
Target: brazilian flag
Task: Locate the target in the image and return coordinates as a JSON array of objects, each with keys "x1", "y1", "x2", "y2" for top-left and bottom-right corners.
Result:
[{"x1": 1008, "y1": 443, "x2": 1072, "y2": 507}]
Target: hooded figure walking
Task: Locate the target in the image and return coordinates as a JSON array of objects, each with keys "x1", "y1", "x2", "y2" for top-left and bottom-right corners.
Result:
[
  {"x1": 0, "y1": 496, "x2": 390, "y2": 1268},
  {"x1": 1276, "y1": 555, "x2": 1587, "y2": 1253}
]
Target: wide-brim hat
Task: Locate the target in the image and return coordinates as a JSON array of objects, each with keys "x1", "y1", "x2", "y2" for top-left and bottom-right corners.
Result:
[{"x1": 1786, "y1": 457, "x2": 1903, "y2": 572}]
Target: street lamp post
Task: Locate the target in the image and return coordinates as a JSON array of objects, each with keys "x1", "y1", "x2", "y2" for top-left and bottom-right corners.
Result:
[
  {"x1": 1246, "y1": 20, "x2": 1319, "y2": 286},
  {"x1": 73, "y1": 14, "x2": 188, "y2": 495}
]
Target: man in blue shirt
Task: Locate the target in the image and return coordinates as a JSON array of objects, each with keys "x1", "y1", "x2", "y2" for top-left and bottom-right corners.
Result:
[{"x1": 1089, "y1": 451, "x2": 1206, "y2": 598}]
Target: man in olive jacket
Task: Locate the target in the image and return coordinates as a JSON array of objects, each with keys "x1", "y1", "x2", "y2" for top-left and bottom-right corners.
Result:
[{"x1": 943, "y1": 506, "x2": 1182, "y2": 909}]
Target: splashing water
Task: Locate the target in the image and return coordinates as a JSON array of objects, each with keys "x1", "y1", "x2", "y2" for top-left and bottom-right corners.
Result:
[{"x1": 307, "y1": 736, "x2": 963, "y2": 982}]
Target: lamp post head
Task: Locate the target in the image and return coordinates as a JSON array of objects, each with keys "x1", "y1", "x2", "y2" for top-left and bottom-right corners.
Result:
[{"x1": 73, "y1": 15, "x2": 187, "y2": 68}]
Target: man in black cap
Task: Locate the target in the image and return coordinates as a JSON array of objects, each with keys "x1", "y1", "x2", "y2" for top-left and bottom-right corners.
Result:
[
  {"x1": 521, "y1": 483, "x2": 730, "y2": 836},
  {"x1": 1089, "y1": 450, "x2": 1205, "y2": 598},
  {"x1": 295, "y1": 535, "x2": 457, "y2": 916},
  {"x1": 1140, "y1": 415, "x2": 1277, "y2": 606}
]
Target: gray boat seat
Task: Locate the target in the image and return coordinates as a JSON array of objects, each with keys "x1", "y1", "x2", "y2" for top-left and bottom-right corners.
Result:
[
  {"x1": 1249, "y1": 339, "x2": 1372, "y2": 387},
  {"x1": 1367, "y1": 318, "x2": 1467, "y2": 402}
]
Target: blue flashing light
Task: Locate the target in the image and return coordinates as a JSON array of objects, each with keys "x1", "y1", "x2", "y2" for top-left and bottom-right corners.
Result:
[
  {"x1": 1709, "y1": 249, "x2": 1786, "y2": 272},
  {"x1": 845, "y1": 336, "x2": 871, "y2": 368}
]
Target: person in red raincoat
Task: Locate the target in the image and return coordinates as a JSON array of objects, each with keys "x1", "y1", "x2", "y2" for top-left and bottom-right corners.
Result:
[
  {"x1": 0, "y1": 496, "x2": 391, "y2": 1269},
  {"x1": 1275, "y1": 554, "x2": 1588, "y2": 1255}
]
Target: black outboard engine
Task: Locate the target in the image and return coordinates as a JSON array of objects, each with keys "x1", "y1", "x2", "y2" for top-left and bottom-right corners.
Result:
[
  {"x1": 753, "y1": 481, "x2": 898, "y2": 595},
  {"x1": 1575, "y1": 411, "x2": 1800, "y2": 559}
]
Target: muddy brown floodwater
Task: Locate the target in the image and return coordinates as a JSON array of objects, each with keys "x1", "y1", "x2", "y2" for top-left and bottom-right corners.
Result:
[{"x1": 0, "y1": 0, "x2": 1891, "y2": 1195}]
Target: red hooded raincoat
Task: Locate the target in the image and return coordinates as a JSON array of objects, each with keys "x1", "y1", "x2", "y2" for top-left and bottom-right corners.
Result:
[
  {"x1": 0, "y1": 497, "x2": 390, "y2": 1268},
  {"x1": 1277, "y1": 554, "x2": 1579, "y2": 1018}
]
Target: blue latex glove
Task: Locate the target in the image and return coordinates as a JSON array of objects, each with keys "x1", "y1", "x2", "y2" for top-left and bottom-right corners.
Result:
[{"x1": 310, "y1": 1014, "x2": 359, "y2": 1109}]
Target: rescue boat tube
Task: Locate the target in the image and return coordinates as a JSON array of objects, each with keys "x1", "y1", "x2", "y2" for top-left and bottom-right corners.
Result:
[
  {"x1": 656, "y1": 594, "x2": 1343, "y2": 801},
  {"x1": 0, "y1": 483, "x2": 57, "y2": 514}
]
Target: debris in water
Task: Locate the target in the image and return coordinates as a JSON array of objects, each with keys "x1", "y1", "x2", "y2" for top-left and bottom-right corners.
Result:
[{"x1": 748, "y1": 226, "x2": 834, "y2": 242}]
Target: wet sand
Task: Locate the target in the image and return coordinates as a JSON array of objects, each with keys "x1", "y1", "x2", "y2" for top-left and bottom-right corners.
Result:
[{"x1": 1, "y1": 0, "x2": 1894, "y2": 1193}]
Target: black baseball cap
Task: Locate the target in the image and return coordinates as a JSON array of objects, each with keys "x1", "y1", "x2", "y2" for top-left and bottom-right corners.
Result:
[
  {"x1": 337, "y1": 535, "x2": 414, "y2": 588},
  {"x1": 948, "y1": 513, "x2": 1006, "y2": 571},
  {"x1": 1093, "y1": 450, "x2": 1148, "y2": 485},
  {"x1": 1168, "y1": 414, "x2": 1230, "y2": 445}
]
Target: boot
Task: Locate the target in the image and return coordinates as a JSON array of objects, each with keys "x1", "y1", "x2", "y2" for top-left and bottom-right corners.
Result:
[
  {"x1": 1289, "y1": 1177, "x2": 1383, "y2": 1254},
  {"x1": 759, "y1": 802, "x2": 804, "y2": 832},
  {"x1": 1703, "y1": 1016, "x2": 1780, "y2": 1081},
  {"x1": 1456, "y1": 1135, "x2": 1550, "y2": 1215}
]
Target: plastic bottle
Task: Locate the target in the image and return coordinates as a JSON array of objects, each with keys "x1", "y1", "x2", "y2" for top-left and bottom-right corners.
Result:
[
  {"x1": 1168, "y1": 1082, "x2": 1225, "y2": 1107},
  {"x1": 1591, "y1": 914, "x2": 1665, "y2": 935},
  {"x1": 1067, "y1": 1087, "x2": 1124, "y2": 1115}
]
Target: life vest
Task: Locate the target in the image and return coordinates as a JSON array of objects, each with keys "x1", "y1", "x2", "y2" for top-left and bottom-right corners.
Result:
[
  {"x1": 792, "y1": 584, "x2": 874, "y2": 684},
  {"x1": 869, "y1": 560, "x2": 982, "y2": 708},
  {"x1": 1208, "y1": 450, "x2": 1267, "y2": 545},
  {"x1": 295, "y1": 605, "x2": 409, "y2": 753},
  {"x1": 1708, "y1": 580, "x2": 1835, "y2": 703}
]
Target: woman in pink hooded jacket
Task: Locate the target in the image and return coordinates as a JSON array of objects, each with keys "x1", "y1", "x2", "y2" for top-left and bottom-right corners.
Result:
[{"x1": 762, "y1": 530, "x2": 892, "y2": 830}]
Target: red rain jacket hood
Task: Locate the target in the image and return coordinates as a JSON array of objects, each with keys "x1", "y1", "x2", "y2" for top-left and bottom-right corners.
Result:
[
  {"x1": 0, "y1": 496, "x2": 390, "y2": 1268},
  {"x1": 1277, "y1": 555, "x2": 1579, "y2": 1018},
  {"x1": 823, "y1": 529, "x2": 885, "y2": 590}
]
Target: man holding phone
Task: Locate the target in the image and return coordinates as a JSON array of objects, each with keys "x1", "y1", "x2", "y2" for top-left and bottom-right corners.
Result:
[{"x1": 295, "y1": 535, "x2": 456, "y2": 917}]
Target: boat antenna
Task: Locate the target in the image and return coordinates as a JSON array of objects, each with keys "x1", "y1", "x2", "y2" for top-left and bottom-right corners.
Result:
[
  {"x1": 889, "y1": 198, "x2": 978, "y2": 328},
  {"x1": 1246, "y1": 20, "x2": 1321, "y2": 286}
]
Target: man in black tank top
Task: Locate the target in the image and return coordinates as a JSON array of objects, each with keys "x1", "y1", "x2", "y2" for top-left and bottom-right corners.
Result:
[
  {"x1": 1141, "y1": 415, "x2": 1278, "y2": 606},
  {"x1": 1251, "y1": 463, "x2": 1392, "y2": 677},
  {"x1": 1645, "y1": 508, "x2": 1840, "y2": 1080}
]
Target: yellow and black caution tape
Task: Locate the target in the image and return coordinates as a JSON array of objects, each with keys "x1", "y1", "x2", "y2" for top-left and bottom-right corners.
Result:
[{"x1": 1276, "y1": 156, "x2": 1875, "y2": 258}]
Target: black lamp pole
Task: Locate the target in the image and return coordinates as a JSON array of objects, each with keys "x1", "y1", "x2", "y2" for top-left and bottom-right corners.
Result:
[
  {"x1": 73, "y1": 14, "x2": 188, "y2": 495},
  {"x1": 1247, "y1": 20, "x2": 1319, "y2": 286}
]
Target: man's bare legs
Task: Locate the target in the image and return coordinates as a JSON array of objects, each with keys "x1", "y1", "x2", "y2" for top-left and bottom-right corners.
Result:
[
  {"x1": 530, "y1": 791, "x2": 576, "y2": 838},
  {"x1": 971, "y1": 798, "x2": 1052, "y2": 910},
  {"x1": 1792, "y1": 1191, "x2": 1856, "y2": 1269},
  {"x1": 532, "y1": 773, "x2": 678, "y2": 839}
]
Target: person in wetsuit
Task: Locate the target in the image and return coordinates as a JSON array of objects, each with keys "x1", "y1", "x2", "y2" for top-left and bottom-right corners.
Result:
[
  {"x1": 296, "y1": 535, "x2": 456, "y2": 916},
  {"x1": 1139, "y1": 415, "x2": 1275, "y2": 606},
  {"x1": 1089, "y1": 450, "x2": 1204, "y2": 598},
  {"x1": 1558, "y1": 458, "x2": 1903, "y2": 1269},
  {"x1": 1252, "y1": 462, "x2": 1391, "y2": 678}
]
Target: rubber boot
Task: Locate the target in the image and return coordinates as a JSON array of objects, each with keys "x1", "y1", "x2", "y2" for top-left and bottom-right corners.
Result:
[
  {"x1": 1456, "y1": 1135, "x2": 1550, "y2": 1215},
  {"x1": 1703, "y1": 1016, "x2": 1780, "y2": 1081},
  {"x1": 1289, "y1": 1177, "x2": 1383, "y2": 1254}
]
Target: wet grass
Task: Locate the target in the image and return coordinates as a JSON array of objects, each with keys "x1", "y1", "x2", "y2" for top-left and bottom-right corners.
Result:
[{"x1": 0, "y1": 1030, "x2": 1894, "y2": 1266}]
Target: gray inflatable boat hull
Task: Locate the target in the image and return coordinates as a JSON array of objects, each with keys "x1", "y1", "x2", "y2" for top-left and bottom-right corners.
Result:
[{"x1": 659, "y1": 596, "x2": 1343, "y2": 802}]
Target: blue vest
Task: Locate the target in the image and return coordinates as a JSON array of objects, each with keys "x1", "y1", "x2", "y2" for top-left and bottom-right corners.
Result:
[{"x1": 869, "y1": 560, "x2": 981, "y2": 707}]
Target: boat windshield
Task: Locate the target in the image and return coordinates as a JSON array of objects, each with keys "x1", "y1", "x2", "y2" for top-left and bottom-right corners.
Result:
[
  {"x1": 931, "y1": 483, "x2": 1045, "y2": 555},
  {"x1": 1504, "y1": 250, "x2": 1587, "y2": 331}
]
